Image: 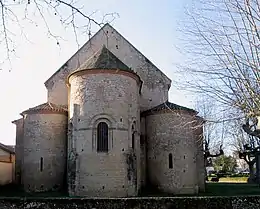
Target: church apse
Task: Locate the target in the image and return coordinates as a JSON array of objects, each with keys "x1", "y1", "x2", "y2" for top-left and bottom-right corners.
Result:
[{"x1": 66, "y1": 46, "x2": 142, "y2": 197}]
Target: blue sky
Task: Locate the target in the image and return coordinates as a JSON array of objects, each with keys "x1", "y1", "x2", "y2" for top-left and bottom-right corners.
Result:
[{"x1": 0, "y1": 0, "x2": 194, "y2": 145}]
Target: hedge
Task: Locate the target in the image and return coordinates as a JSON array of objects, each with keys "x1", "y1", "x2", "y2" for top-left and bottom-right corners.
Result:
[{"x1": 0, "y1": 196, "x2": 260, "y2": 209}]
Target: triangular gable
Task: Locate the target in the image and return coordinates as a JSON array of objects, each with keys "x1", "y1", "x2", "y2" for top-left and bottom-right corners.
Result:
[{"x1": 44, "y1": 23, "x2": 171, "y2": 87}]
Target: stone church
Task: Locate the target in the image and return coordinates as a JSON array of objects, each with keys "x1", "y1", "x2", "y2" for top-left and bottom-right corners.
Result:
[{"x1": 12, "y1": 23, "x2": 205, "y2": 197}]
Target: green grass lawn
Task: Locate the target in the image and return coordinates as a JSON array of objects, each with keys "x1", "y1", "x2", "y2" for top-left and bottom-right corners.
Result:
[
  {"x1": 201, "y1": 183, "x2": 260, "y2": 196},
  {"x1": 208, "y1": 176, "x2": 248, "y2": 183},
  {"x1": 218, "y1": 177, "x2": 248, "y2": 183}
]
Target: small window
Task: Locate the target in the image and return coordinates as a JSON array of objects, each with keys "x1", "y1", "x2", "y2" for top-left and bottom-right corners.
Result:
[
  {"x1": 132, "y1": 124, "x2": 135, "y2": 150},
  {"x1": 97, "y1": 122, "x2": 109, "y2": 152},
  {"x1": 132, "y1": 133, "x2": 135, "y2": 150},
  {"x1": 40, "y1": 157, "x2": 43, "y2": 172},
  {"x1": 169, "y1": 153, "x2": 173, "y2": 169}
]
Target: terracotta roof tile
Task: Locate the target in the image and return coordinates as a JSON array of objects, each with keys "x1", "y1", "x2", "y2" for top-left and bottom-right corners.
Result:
[
  {"x1": 141, "y1": 101, "x2": 197, "y2": 116},
  {"x1": 21, "y1": 102, "x2": 68, "y2": 115}
]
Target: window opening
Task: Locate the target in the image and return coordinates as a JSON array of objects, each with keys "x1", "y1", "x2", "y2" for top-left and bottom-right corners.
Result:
[
  {"x1": 169, "y1": 153, "x2": 173, "y2": 169},
  {"x1": 132, "y1": 124, "x2": 135, "y2": 150},
  {"x1": 97, "y1": 122, "x2": 109, "y2": 152},
  {"x1": 40, "y1": 157, "x2": 43, "y2": 172}
]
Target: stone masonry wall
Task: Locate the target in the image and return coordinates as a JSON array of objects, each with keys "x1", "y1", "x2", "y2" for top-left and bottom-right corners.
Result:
[
  {"x1": 145, "y1": 111, "x2": 204, "y2": 194},
  {"x1": 22, "y1": 113, "x2": 67, "y2": 192},
  {"x1": 68, "y1": 70, "x2": 141, "y2": 197},
  {"x1": 13, "y1": 118, "x2": 24, "y2": 185},
  {"x1": 140, "y1": 117, "x2": 147, "y2": 189},
  {"x1": 45, "y1": 24, "x2": 170, "y2": 111}
]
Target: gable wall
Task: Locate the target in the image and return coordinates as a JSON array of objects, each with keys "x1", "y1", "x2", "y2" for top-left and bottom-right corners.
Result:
[{"x1": 45, "y1": 24, "x2": 171, "y2": 111}]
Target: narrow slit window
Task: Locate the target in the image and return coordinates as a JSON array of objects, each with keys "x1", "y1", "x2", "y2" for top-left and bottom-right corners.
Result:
[
  {"x1": 132, "y1": 133, "x2": 135, "y2": 150},
  {"x1": 97, "y1": 122, "x2": 109, "y2": 152},
  {"x1": 132, "y1": 124, "x2": 135, "y2": 150},
  {"x1": 169, "y1": 153, "x2": 173, "y2": 169},
  {"x1": 40, "y1": 157, "x2": 43, "y2": 172}
]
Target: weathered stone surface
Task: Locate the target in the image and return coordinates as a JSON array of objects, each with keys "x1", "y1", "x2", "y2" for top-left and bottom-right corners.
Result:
[
  {"x1": 12, "y1": 118, "x2": 24, "y2": 185},
  {"x1": 144, "y1": 111, "x2": 204, "y2": 194},
  {"x1": 22, "y1": 113, "x2": 67, "y2": 192},
  {"x1": 68, "y1": 69, "x2": 141, "y2": 197}
]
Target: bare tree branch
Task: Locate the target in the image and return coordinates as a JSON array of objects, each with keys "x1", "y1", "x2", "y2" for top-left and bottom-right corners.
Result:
[
  {"x1": 176, "y1": 0, "x2": 260, "y2": 119},
  {"x1": 0, "y1": 0, "x2": 119, "y2": 70}
]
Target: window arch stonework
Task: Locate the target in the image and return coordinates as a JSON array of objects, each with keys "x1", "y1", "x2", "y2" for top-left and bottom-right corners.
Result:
[{"x1": 92, "y1": 117, "x2": 113, "y2": 152}]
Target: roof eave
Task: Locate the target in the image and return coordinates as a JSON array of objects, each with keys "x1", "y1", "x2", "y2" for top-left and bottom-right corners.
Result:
[{"x1": 0, "y1": 143, "x2": 15, "y2": 154}]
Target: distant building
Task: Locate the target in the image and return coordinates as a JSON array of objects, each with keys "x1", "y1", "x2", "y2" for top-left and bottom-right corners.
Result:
[{"x1": 0, "y1": 142, "x2": 15, "y2": 185}]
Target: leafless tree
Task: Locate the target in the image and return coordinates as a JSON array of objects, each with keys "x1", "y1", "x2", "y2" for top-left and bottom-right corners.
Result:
[
  {"x1": 0, "y1": 0, "x2": 118, "y2": 69},
  {"x1": 194, "y1": 96, "x2": 225, "y2": 171},
  {"x1": 176, "y1": 0, "x2": 260, "y2": 121},
  {"x1": 176, "y1": 0, "x2": 260, "y2": 182},
  {"x1": 227, "y1": 119, "x2": 257, "y2": 181}
]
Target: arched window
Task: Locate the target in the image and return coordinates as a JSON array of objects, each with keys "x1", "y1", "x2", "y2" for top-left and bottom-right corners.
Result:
[
  {"x1": 169, "y1": 153, "x2": 173, "y2": 169},
  {"x1": 97, "y1": 122, "x2": 109, "y2": 152}
]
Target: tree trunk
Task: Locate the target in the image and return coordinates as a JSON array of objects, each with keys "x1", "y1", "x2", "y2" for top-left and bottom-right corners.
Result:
[
  {"x1": 256, "y1": 153, "x2": 260, "y2": 184},
  {"x1": 204, "y1": 158, "x2": 208, "y2": 181},
  {"x1": 247, "y1": 162, "x2": 256, "y2": 184}
]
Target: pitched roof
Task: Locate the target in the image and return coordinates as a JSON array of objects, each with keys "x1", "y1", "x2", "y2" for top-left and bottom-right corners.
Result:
[
  {"x1": 21, "y1": 102, "x2": 68, "y2": 115},
  {"x1": 77, "y1": 45, "x2": 132, "y2": 71},
  {"x1": 0, "y1": 142, "x2": 15, "y2": 154},
  {"x1": 44, "y1": 23, "x2": 171, "y2": 87},
  {"x1": 11, "y1": 118, "x2": 23, "y2": 124},
  {"x1": 6, "y1": 145, "x2": 15, "y2": 153},
  {"x1": 141, "y1": 101, "x2": 197, "y2": 116}
]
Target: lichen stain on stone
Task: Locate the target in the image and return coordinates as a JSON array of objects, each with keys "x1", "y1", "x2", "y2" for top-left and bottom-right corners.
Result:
[{"x1": 125, "y1": 151, "x2": 137, "y2": 186}]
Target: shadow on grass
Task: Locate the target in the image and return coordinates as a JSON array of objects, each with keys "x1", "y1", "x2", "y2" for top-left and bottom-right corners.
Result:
[
  {"x1": 0, "y1": 184, "x2": 67, "y2": 198},
  {"x1": 201, "y1": 182, "x2": 260, "y2": 196},
  {"x1": 141, "y1": 183, "x2": 260, "y2": 197}
]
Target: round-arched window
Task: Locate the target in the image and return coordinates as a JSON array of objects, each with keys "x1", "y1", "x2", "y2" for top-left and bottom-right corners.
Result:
[{"x1": 97, "y1": 122, "x2": 109, "y2": 152}]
